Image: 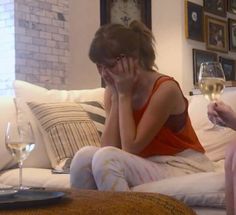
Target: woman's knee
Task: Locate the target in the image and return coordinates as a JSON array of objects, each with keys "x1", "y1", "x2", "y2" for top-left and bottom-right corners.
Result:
[
  {"x1": 71, "y1": 146, "x2": 99, "y2": 169},
  {"x1": 92, "y1": 146, "x2": 122, "y2": 172},
  {"x1": 70, "y1": 146, "x2": 99, "y2": 184}
]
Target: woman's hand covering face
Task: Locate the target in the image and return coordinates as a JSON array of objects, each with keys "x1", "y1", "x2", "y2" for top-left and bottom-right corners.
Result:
[{"x1": 108, "y1": 55, "x2": 138, "y2": 96}]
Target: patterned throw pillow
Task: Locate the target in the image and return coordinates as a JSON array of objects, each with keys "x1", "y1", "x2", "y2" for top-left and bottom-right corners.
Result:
[
  {"x1": 27, "y1": 102, "x2": 105, "y2": 170},
  {"x1": 79, "y1": 101, "x2": 105, "y2": 136}
]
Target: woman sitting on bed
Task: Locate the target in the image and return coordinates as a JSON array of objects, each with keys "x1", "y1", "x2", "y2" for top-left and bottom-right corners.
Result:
[{"x1": 70, "y1": 20, "x2": 214, "y2": 191}]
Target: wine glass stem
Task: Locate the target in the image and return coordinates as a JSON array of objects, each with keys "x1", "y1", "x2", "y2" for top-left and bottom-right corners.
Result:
[{"x1": 19, "y1": 161, "x2": 23, "y2": 190}]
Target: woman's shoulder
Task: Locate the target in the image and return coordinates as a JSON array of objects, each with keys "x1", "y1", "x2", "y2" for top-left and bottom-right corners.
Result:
[
  {"x1": 152, "y1": 74, "x2": 180, "y2": 91},
  {"x1": 151, "y1": 75, "x2": 186, "y2": 114}
]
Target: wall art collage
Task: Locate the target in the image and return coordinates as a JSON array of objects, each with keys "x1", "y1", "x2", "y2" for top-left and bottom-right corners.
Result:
[{"x1": 185, "y1": 0, "x2": 236, "y2": 86}]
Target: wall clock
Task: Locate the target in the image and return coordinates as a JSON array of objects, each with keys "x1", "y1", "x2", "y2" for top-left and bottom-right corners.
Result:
[{"x1": 100, "y1": 0, "x2": 151, "y2": 29}]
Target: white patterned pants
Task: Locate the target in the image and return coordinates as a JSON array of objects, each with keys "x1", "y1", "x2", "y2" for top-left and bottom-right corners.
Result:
[{"x1": 70, "y1": 146, "x2": 214, "y2": 191}]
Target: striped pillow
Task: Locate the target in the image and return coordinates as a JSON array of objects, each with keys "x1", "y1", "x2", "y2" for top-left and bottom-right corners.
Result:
[
  {"x1": 27, "y1": 102, "x2": 102, "y2": 169},
  {"x1": 79, "y1": 101, "x2": 105, "y2": 136}
]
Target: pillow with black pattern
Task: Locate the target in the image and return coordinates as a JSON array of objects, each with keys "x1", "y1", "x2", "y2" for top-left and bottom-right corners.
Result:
[
  {"x1": 27, "y1": 102, "x2": 105, "y2": 171},
  {"x1": 53, "y1": 101, "x2": 106, "y2": 174},
  {"x1": 27, "y1": 101, "x2": 106, "y2": 173},
  {"x1": 79, "y1": 101, "x2": 105, "y2": 136}
]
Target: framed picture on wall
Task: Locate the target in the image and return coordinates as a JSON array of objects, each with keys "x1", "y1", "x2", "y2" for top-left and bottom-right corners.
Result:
[
  {"x1": 100, "y1": 0, "x2": 151, "y2": 29},
  {"x1": 203, "y1": 0, "x2": 227, "y2": 17},
  {"x1": 205, "y1": 15, "x2": 228, "y2": 53},
  {"x1": 185, "y1": 1, "x2": 204, "y2": 41},
  {"x1": 229, "y1": 19, "x2": 236, "y2": 52},
  {"x1": 192, "y1": 49, "x2": 218, "y2": 86},
  {"x1": 219, "y1": 57, "x2": 236, "y2": 81},
  {"x1": 228, "y1": 0, "x2": 236, "y2": 14}
]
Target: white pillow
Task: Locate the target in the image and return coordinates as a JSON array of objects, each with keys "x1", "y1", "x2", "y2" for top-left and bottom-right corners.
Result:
[
  {"x1": 188, "y1": 90, "x2": 236, "y2": 161},
  {"x1": 132, "y1": 171, "x2": 225, "y2": 208},
  {"x1": 0, "y1": 96, "x2": 18, "y2": 171},
  {"x1": 14, "y1": 98, "x2": 51, "y2": 168},
  {"x1": 13, "y1": 80, "x2": 105, "y2": 103},
  {"x1": 13, "y1": 80, "x2": 105, "y2": 169}
]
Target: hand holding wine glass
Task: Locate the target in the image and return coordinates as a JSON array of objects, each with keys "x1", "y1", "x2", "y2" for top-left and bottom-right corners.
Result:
[
  {"x1": 198, "y1": 61, "x2": 226, "y2": 130},
  {"x1": 5, "y1": 121, "x2": 35, "y2": 190}
]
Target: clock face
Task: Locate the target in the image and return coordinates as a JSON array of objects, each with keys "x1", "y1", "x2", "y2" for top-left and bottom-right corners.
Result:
[{"x1": 110, "y1": 0, "x2": 142, "y2": 26}]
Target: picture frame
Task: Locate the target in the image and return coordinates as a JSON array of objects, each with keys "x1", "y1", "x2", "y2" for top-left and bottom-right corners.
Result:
[
  {"x1": 205, "y1": 15, "x2": 228, "y2": 53},
  {"x1": 203, "y1": 0, "x2": 227, "y2": 17},
  {"x1": 229, "y1": 19, "x2": 236, "y2": 52},
  {"x1": 192, "y1": 49, "x2": 218, "y2": 86},
  {"x1": 185, "y1": 1, "x2": 204, "y2": 41},
  {"x1": 228, "y1": 0, "x2": 236, "y2": 14},
  {"x1": 219, "y1": 56, "x2": 236, "y2": 81},
  {"x1": 100, "y1": 0, "x2": 151, "y2": 29}
]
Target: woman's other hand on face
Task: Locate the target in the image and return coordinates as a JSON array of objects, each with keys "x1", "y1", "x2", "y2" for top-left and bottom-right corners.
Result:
[
  {"x1": 108, "y1": 56, "x2": 138, "y2": 96},
  {"x1": 97, "y1": 64, "x2": 117, "y2": 94}
]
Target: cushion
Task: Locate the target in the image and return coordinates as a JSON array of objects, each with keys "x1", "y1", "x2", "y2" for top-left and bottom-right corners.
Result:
[
  {"x1": 27, "y1": 102, "x2": 102, "y2": 169},
  {"x1": 132, "y1": 171, "x2": 225, "y2": 208},
  {"x1": 13, "y1": 80, "x2": 105, "y2": 169},
  {"x1": 13, "y1": 80, "x2": 105, "y2": 103},
  {"x1": 79, "y1": 101, "x2": 105, "y2": 136},
  {"x1": 15, "y1": 98, "x2": 51, "y2": 169},
  {"x1": 0, "y1": 96, "x2": 18, "y2": 171},
  {"x1": 0, "y1": 168, "x2": 70, "y2": 189},
  {"x1": 188, "y1": 89, "x2": 236, "y2": 161}
]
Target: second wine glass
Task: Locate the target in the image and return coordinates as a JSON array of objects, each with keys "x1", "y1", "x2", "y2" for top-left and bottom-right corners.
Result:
[
  {"x1": 5, "y1": 121, "x2": 35, "y2": 190},
  {"x1": 198, "y1": 61, "x2": 226, "y2": 130}
]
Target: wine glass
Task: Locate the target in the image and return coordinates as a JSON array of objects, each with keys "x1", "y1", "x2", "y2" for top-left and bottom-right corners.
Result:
[
  {"x1": 5, "y1": 121, "x2": 35, "y2": 190},
  {"x1": 198, "y1": 61, "x2": 226, "y2": 130}
]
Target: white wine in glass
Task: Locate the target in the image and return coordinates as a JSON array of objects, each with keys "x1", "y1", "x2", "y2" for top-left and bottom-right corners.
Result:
[
  {"x1": 5, "y1": 122, "x2": 35, "y2": 190},
  {"x1": 198, "y1": 62, "x2": 226, "y2": 130}
]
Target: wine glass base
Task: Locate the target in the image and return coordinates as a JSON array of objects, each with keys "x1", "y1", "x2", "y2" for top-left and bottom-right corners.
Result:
[
  {"x1": 11, "y1": 185, "x2": 31, "y2": 191},
  {"x1": 13, "y1": 186, "x2": 45, "y2": 191},
  {"x1": 19, "y1": 186, "x2": 31, "y2": 190}
]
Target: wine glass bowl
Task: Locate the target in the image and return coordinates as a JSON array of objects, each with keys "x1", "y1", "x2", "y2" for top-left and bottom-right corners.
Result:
[
  {"x1": 198, "y1": 61, "x2": 226, "y2": 130},
  {"x1": 5, "y1": 121, "x2": 35, "y2": 190},
  {"x1": 198, "y1": 62, "x2": 225, "y2": 102}
]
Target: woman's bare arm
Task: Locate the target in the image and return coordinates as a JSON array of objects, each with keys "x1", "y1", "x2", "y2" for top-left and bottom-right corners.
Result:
[
  {"x1": 119, "y1": 81, "x2": 185, "y2": 154},
  {"x1": 101, "y1": 87, "x2": 121, "y2": 148}
]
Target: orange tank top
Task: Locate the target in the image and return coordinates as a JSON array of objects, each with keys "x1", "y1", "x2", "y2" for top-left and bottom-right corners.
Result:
[{"x1": 135, "y1": 76, "x2": 205, "y2": 157}]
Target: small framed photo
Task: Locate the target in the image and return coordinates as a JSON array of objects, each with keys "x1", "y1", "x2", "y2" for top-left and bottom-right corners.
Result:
[
  {"x1": 185, "y1": 1, "x2": 204, "y2": 41},
  {"x1": 228, "y1": 0, "x2": 236, "y2": 14},
  {"x1": 100, "y1": 0, "x2": 151, "y2": 29},
  {"x1": 219, "y1": 57, "x2": 236, "y2": 81},
  {"x1": 204, "y1": 0, "x2": 227, "y2": 17},
  {"x1": 193, "y1": 49, "x2": 218, "y2": 86},
  {"x1": 229, "y1": 19, "x2": 236, "y2": 52},
  {"x1": 205, "y1": 15, "x2": 228, "y2": 53}
]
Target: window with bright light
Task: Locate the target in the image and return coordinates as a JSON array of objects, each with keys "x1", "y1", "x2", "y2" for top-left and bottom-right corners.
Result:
[{"x1": 0, "y1": 1, "x2": 15, "y2": 96}]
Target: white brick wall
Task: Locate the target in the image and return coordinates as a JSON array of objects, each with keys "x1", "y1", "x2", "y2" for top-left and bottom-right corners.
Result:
[
  {"x1": 0, "y1": 0, "x2": 70, "y2": 94},
  {"x1": 15, "y1": 0, "x2": 69, "y2": 89}
]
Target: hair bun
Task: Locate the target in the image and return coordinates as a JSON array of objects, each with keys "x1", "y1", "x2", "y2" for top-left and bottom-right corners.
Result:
[{"x1": 129, "y1": 20, "x2": 145, "y2": 33}]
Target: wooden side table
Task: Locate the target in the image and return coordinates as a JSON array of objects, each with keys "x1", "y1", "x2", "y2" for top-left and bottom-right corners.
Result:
[{"x1": 0, "y1": 189, "x2": 196, "y2": 215}]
